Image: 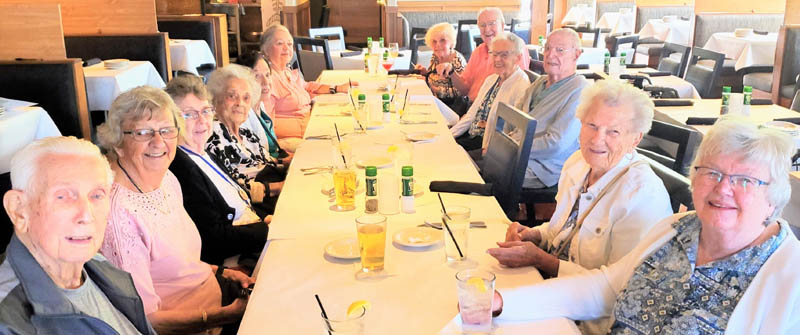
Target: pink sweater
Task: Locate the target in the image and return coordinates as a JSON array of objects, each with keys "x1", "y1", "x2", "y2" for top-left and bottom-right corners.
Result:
[
  {"x1": 262, "y1": 68, "x2": 323, "y2": 139},
  {"x1": 101, "y1": 171, "x2": 221, "y2": 316}
]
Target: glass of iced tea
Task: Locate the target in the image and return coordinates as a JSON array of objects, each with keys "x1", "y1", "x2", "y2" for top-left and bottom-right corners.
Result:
[
  {"x1": 356, "y1": 215, "x2": 387, "y2": 273},
  {"x1": 333, "y1": 168, "x2": 356, "y2": 211}
]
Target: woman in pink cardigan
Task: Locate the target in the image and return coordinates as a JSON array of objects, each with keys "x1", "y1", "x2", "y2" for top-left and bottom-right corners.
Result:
[{"x1": 258, "y1": 24, "x2": 350, "y2": 150}]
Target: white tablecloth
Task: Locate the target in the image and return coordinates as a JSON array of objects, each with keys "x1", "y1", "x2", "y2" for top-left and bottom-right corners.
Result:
[
  {"x1": 330, "y1": 49, "x2": 412, "y2": 71},
  {"x1": 168, "y1": 39, "x2": 216, "y2": 75},
  {"x1": 527, "y1": 45, "x2": 608, "y2": 65},
  {"x1": 0, "y1": 102, "x2": 62, "y2": 173},
  {"x1": 83, "y1": 61, "x2": 166, "y2": 111},
  {"x1": 638, "y1": 18, "x2": 691, "y2": 45},
  {"x1": 596, "y1": 10, "x2": 635, "y2": 35},
  {"x1": 562, "y1": 4, "x2": 595, "y2": 26},
  {"x1": 702, "y1": 32, "x2": 779, "y2": 71},
  {"x1": 238, "y1": 70, "x2": 579, "y2": 335}
]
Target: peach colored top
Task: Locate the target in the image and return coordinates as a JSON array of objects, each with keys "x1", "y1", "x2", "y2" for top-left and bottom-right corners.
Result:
[
  {"x1": 262, "y1": 68, "x2": 323, "y2": 138},
  {"x1": 100, "y1": 171, "x2": 221, "y2": 318}
]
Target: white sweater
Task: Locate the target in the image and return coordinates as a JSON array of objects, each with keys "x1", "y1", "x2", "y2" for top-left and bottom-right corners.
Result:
[{"x1": 500, "y1": 212, "x2": 800, "y2": 334}]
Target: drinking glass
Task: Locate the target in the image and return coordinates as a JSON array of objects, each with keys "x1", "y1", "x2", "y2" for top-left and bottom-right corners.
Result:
[
  {"x1": 356, "y1": 215, "x2": 387, "y2": 273},
  {"x1": 333, "y1": 167, "x2": 356, "y2": 211},
  {"x1": 389, "y1": 43, "x2": 400, "y2": 58},
  {"x1": 456, "y1": 269, "x2": 495, "y2": 334},
  {"x1": 442, "y1": 206, "x2": 469, "y2": 262},
  {"x1": 321, "y1": 307, "x2": 365, "y2": 335}
]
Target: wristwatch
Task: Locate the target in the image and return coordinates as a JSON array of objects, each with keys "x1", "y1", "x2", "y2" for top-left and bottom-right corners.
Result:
[{"x1": 329, "y1": 86, "x2": 337, "y2": 94}]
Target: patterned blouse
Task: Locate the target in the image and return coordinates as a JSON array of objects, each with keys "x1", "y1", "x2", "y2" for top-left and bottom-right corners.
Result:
[
  {"x1": 611, "y1": 214, "x2": 787, "y2": 334},
  {"x1": 206, "y1": 121, "x2": 275, "y2": 191},
  {"x1": 468, "y1": 77, "x2": 501, "y2": 138},
  {"x1": 427, "y1": 52, "x2": 467, "y2": 101}
]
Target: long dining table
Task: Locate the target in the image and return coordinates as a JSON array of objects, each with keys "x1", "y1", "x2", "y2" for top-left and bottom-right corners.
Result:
[{"x1": 238, "y1": 70, "x2": 579, "y2": 334}]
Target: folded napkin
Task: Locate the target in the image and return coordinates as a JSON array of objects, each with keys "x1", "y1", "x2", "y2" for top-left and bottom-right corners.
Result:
[
  {"x1": 653, "y1": 99, "x2": 693, "y2": 107},
  {"x1": 388, "y1": 69, "x2": 421, "y2": 76},
  {"x1": 625, "y1": 63, "x2": 647, "y2": 69},
  {"x1": 582, "y1": 73, "x2": 603, "y2": 81},
  {"x1": 772, "y1": 117, "x2": 800, "y2": 125},
  {"x1": 83, "y1": 58, "x2": 102, "y2": 66},
  {"x1": 641, "y1": 71, "x2": 671, "y2": 77},
  {"x1": 751, "y1": 99, "x2": 773, "y2": 105},
  {"x1": 340, "y1": 50, "x2": 362, "y2": 57},
  {"x1": 685, "y1": 117, "x2": 717, "y2": 125},
  {"x1": 429, "y1": 181, "x2": 493, "y2": 196},
  {"x1": 577, "y1": 64, "x2": 589, "y2": 69},
  {"x1": 754, "y1": 30, "x2": 769, "y2": 35}
]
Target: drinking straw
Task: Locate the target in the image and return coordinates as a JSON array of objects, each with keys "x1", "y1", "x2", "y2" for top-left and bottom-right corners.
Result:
[
  {"x1": 402, "y1": 89, "x2": 410, "y2": 111},
  {"x1": 333, "y1": 124, "x2": 347, "y2": 165},
  {"x1": 314, "y1": 294, "x2": 333, "y2": 335},
  {"x1": 394, "y1": 75, "x2": 399, "y2": 90},
  {"x1": 348, "y1": 78, "x2": 353, "y2": 89},
  {"x1": 348, "y1": 89, "x2": 356, "y2": 108},
  {"x1": 437, "y1": 193, "x2": 464, "y2": 258}
]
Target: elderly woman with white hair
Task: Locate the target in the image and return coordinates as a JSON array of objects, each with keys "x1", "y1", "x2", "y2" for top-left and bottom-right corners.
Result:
[
  {"x1": 205, "y1": 64, "x2": 285, "y2": 215},
  {"x1": 493, "y1": 117, "x2": 800, "y2": 334},
  {"x1": 97, "y1": 86, "x2": 252, "y2": 334},
  {"x1": 450, "y1": 31, "x2": 530, "y2": 152},
  {"x1": 413, "y1": 22, "x2": 468, "y2": 115}
]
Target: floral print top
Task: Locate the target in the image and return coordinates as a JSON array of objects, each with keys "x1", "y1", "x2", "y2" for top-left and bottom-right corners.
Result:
[
  {"x1": 610, "y1": 214, "x2": 787, "y2": 334},
  {"x1": 206, "y1": 121, "x2": 274, "y2": 191},
  {"x1": 467, "y1": 77, "x2": 501, "y2": 138},
  {"x1": 426, "y1": 52, "x2": 467, "y2": 101}
]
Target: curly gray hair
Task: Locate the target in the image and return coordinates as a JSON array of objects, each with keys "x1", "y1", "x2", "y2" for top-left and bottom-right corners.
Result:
[
  {"x1": 490, "y1": 31, "x2": 525, "y2": 56},
  {"x1": 575, "y1": 79, "x2": 654, "y2": 134},
  {"x1": 96, "y1": 86, "x2": 182, "y2": 153},
  {"x1": 206, "y1": 64, "x2": 261, "y2": 109}
]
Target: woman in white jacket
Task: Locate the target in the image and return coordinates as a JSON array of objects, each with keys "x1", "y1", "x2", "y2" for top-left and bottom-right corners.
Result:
[
  {"x1": 495, "y1": 117, "x2": 800, "y2": 334},
  {"x1": 450, "y1": 32, "x2": 530, "y2": 153}
]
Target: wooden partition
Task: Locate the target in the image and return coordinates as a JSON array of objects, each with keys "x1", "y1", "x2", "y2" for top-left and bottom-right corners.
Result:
[
  {"x1": 0, "y1": 3, "x2": 66, "y2": 60},
  {"x1": 158, "y1": 14, "x2": 230, "y2": 67},
  {"x1": 283, "y1": 1, "x2": 312, "y2": 36},
  {"x1": 0, "y1": 0, "x2": 158, "y2": 35},
  {"x1": 786, "y1": 0, "x2": 800, "y2": 24}
]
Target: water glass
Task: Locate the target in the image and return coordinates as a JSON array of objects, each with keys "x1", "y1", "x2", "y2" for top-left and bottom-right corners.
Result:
[
  {"x1": 456, "y1": 269, "x2": 495, "y2": 334},
  {"x1": 321, "y1": 307, "x2": 365, "y2": 335},
  {"x1": 442, "y1": 206, "x2": 469, "y2": 262}
]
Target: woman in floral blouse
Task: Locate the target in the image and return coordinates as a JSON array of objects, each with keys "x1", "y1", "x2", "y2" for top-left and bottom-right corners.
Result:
[
  {"x1": 415, "y1": 22, "x2": 467, "y2": 114},
  {"x1": 205, "y1": 64, "x2": 284, "y2": 212},
  {"x1": 493, "y1": 117, "x2": 800, "y2": 334}
]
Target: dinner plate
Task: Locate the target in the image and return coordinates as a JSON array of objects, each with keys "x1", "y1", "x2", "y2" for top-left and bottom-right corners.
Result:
[
  {"x1": 762, "y1": 121, "x2": 800, "y2": 136},
  {"x1": 104, "y1": 59, "x2": 130, "y2": 69},
  {"x1": 324, "y1": 237, "x2": 360, "y2": 260},
  {"x1": 405, "y1": 131, "x2": 437, "y2": 142},
  {"x1": 366, "y1": 122, "x2": 384, "y2": 130},
  {"x1": 357, "y1": 156, "x2": 393, "y2": 168},
  {"x1": 393, "y1": 227, "x2": 441, "y2": 248}
]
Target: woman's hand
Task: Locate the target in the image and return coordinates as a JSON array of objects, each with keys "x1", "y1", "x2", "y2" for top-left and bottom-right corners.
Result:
[
  {"x1": 414, "y1": 64, "x2": 428, "y2": 75},
  {"x1": 268, "y1": 181, "x2": 284, "y2": 197},
  {"x1": 335, "y1": 83, "x2": 350, "y2": 93},
  {"x1": 264, "y1": 215, "x2": 272, "y2": 225},
  {"x1": 222, "y1": 268, "x2": 255, "y2": 288},
  {"x1": 222, "y1": 297, "x2": 249, "y2": 320},
  {"x1": 504, "y1": 222, "x2": 527, "y2": 242},
  {"x1": 435, "y1": 62, "x2": 454, "y2": 77},
  {"x1": 486, "y1": 241, "x2": 542, "y2": 268},
  {"x1": 248, "y1": 181, "x2": 266, "y2": 203}
]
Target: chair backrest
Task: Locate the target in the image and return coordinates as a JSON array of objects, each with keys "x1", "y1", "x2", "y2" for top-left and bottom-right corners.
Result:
[
  {"x1": 510, "y1": 18, "x2": 531, "y2": 44},
  {"x1": 293, "y1": 36, "x2": 333, "y2": 81},
  {"x1": 481, "y1": 102, "x2": 538, "y2": 218},
  {"x1": 530, "y1": 59, "x2": 545, "y2": 75},
  {"x1": 456, "y1": 19, "x2": 478, "y2": 60},
  {"x1": 685, "y1": 46, "x2": 724, "y2": 98},
  {"x1": 409, "y1": 33, "x2": 426, "y2": 67},
  {"x1": 634, "y1": 5, "x2": 694, "y2": 32},
  {"x1": 0, "y1": 172, "x2": 11, "y2": 250},
  {"x1": 693, "y1": 13, "x2": 783, "y2": 47},
  {"x1": 319, "y1": 5, "x2": 331, "y2": 27},
  {"x1": 0, "y1": 59, "x2": 90, "y2": 138},
  {"x1": 157, "y1": 19, "x2": 217, "y2": 64},
  {"x1": 791, "y1": 89, "x2": 800, "y2": 112},
  {"x1": 636, "y1": 120, "x2": 701, "y2": 176},
  {"x1": 605, "y1": 33, "x2": 639, "y2": 57},
  {"x1": 772, "y1": 25, "x2": 800, "y2": 102},
  {"x1": 309, "y1": 27, "x2": 346, "y2": 51},
  {"x1": 524, "y1": 69, "x2": 540, "y2": 83},
  {"x1": 596, "y1": 1, "x2": 634, "y2": 19},
  {"x1": 64, "y1": 33, "x2": 171, "y2": 82},
  {"x1": 639, "y1": 155, "x2": 694, "y2": 213},
  {"x1": 657, "y1": 42, "x2": 690, "y2": 77}
]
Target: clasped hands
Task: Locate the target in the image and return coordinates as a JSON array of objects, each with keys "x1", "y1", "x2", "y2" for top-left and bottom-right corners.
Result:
[{"x1": 486, "y1": 222, "x2": 546, "y2": 268}]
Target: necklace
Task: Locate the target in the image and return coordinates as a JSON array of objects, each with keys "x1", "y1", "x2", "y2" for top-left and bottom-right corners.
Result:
[
  {"x1": 117, "y1": 158, "x2": 170, "y2": 214},
  {"x1": 117, "y1": 158, "x2": 143, "y2": 193}
]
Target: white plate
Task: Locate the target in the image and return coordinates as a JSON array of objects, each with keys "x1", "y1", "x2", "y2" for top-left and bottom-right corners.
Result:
[
  {"x1": 366, "y1": 122, "x2": 384, "y2": 130},
  {"x1": 324, "y1": 237, "x2": 360, "y2": 260},
  {"x1": 405, "y1": 131, "x2": 437, "y2": 142},
  {"x1": 357, "y1": 156, "x2": 393, "y2": 168},
  {"x1": 393, "y1": 227, "x2": 441, "y2": 248},
  {"x1": 762, "y1": 121, "x2": 800, "y2": 136},
  {"x1": 104, "y1": 59, "x2": 130, "y2": 69}
]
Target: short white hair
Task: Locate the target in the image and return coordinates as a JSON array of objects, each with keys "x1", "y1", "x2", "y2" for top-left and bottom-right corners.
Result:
[
  {"x1": 478, "y1": 7, "x2": 505, "y2": 25},
  {"x1": 206, "y1": 64, "x2": 262, "y2": 109},
  {"x1": 425, "y1": 22, "x2": 458, "y2": 49},
  {"x1": 689, "y1": 117, "x2": 793, "y2": 221},
  {"x1": 547, "y1": 28, "x2": 581, "y2": 50},
  {"x1": 10, "y1": 136, "x2": 113, "y2": 193},
  {"x1": 576, "y1": 79, "x2": 654, "y2": 134},
  {"x1": 490, "y1": 31, "x2": 525, "y2": 56}
]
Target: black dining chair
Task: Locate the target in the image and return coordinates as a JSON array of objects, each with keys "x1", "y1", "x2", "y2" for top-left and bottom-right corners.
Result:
[
  {"x1": 657, "y1": 42, "x2": 690, "y2": 78},
  {"x1": 685, "y1": 47, "x2": 725, "y2": 98},
  {"x1": 456, "y1": 19, "x2": 478, "y2": 60},
  {"x1": 641, "y1": 155, "x2": 694, "y2": 213},
  {"x1": 293, "y1": 36, "x2": 333, "y2": 80},
  {"x1": 605, "y1": 33, "x2": 639, "y2": 57},
  {"x1": 510, "y1": 18, "x2": 531, "y2": 44},
  {"x1": 636, "y1": 120, "x2": 702, "y2": 176},
  {"x1": 409, "y1": 33, "x2": 427, "y2": 68}
]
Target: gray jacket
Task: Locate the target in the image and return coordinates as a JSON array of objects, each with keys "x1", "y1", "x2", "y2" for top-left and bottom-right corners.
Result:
[{"x1": 0, "y1": 236, "x2": 155, "y2": 335}]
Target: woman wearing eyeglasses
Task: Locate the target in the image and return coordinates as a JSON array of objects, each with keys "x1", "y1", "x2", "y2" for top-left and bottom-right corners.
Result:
[
  {"x1": 205, "y1": 64, "x2": 285, "y2": 215},
  {"x1": 494, "y1": 117, "x2": 800, "y2": 334},
  {"x1": 97, "y1": 86, "x2": 253, "y2": 334},
  {"x1": 165, "y1": 74, "x2": 268, "y2": 271}
]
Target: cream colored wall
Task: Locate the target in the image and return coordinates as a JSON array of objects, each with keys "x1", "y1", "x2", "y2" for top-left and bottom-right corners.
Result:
[{"x1": 694, "y1": 0, "x2": 785, "y2": 13}]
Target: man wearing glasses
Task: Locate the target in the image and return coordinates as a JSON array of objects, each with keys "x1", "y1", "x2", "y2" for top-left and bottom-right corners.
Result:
[
  {"x1": 514, "y1": 28, "x2": 589, "y2": 190},
  {"x1": 440, "y1": 7, "x2": 531, "y2": 102}
]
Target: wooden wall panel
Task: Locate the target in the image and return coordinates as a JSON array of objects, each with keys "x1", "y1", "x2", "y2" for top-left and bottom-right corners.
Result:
[
  {"x1": 0, "y1": 0, "x2": 158, "y2": 35},
  {"x1": 0, "y1": 3, "x2": 66, "y2": 60},
  {"x1": 785, "y1": 0, "x2": 800, "y2": 24},
  {"x1": 329, "y1": 0, "x2": 381, "y2": 43},
  {"x1": 635, "y1": 0, "x2": 692, "y2": 5},
  {"x1": 694, "y1": 0, "x2": 785, "y2": 13},
  {"x1": 155, "y1": 0, "x2": 201, "y2": 15},
  {"x1": 282, "y1": 1, "x2": 311, "y2": 36}
]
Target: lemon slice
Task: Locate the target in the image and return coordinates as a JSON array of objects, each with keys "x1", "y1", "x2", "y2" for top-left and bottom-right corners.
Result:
[
  {"x1": 467, "y1": 277, "x2": 487, "y2": 293},
  {"x1": 346, "y1": 300, "x2": 371, "y2": 318}
]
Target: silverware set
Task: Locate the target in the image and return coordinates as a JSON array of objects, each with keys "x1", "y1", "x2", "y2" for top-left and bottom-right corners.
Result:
[
  {"x1": 418, "y1": 221, "x2": 487, "y2": 230},
  {"x1": 301, "y1": 166, "x2": 333, "y2": 175}
]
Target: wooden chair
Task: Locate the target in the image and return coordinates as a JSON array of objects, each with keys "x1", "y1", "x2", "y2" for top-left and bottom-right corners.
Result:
[{"x1": 685, "y1": 46, "x2": 725, "y2": 98}]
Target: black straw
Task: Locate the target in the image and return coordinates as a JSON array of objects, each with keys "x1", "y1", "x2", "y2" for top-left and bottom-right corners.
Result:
[
  {"x1": 315, "y1": 294, "x2": 333, "y2": 335},
  {"x1": 333, "y1": 124, "x2": 347, "y2": 165},
  {"x1": 402, "y1": 89, "x2": 410, "y2": 111},
  {"x1": 437, "y1": 193, "x2": 464, "y2": 258}
]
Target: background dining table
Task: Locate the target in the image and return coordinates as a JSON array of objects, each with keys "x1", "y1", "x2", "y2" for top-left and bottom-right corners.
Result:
[
  {"x1": 238, "y1": 70, "x2": 580, "y2": 334},
  {"x1": 83, "y1": 60, "x2": 166, "y2": 111},
  {"x1": 638, "y1": 17, "x2": 691, "y2": 45},
  {"x1": 702, "y1": 32, "x2": 780, "y2": 71},
  {"x1": 0, "y1": 98, "x2": 61, "y2": 173},
  {"x1": 168, "y1": 39, "x2": 216, "y2": 75}
]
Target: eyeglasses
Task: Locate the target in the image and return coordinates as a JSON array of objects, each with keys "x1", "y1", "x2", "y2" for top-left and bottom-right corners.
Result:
[
  {"x1": 694, "y1": 166, "x2": 769, "y2": 192},
  {"x1": 543, "y1": 46, "x2": 576, "y2": 55},
  {"x1": 489, "y1": 51, "x2": 514, "y2": 59},
  {"x1": 122, "y1": 127, "x2": 179, "y2": 142},
  {"x1": 225, "y1": 91, "x2": 251, "y2": 104},
  {"x1": 478, "y1": 21, "x2": 499, "y2": 29},
  {"x1": 181, "y1": 107, "x2": 215, "y2": 120}
]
